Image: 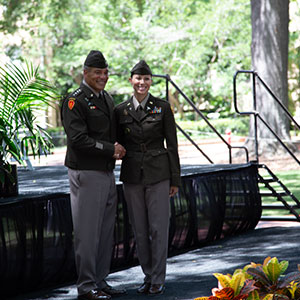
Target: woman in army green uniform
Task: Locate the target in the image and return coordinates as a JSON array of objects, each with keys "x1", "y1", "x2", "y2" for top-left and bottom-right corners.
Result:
[{"x1": 115, "y1": 60, "x2": 180, "y2": 295}]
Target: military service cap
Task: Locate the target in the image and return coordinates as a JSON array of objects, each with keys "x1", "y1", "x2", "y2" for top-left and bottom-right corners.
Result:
[
  {"x1": 84, "y1": 50, "x2": 108, "y2": 68},
  {"x1": 131, "y1": 60, "x2": 152, "y2": 77}
]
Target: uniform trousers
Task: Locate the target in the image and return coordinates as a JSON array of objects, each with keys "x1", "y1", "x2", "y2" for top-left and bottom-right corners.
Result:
[
  {"x1": 123, "y1": 179, "x2": 170, "y2": 285},
  {"x1": 68, "y1": 169, "x2": 117, "y2": 295}
]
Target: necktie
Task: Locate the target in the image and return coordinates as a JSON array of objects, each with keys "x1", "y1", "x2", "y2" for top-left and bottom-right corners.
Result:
[
  {"x1": 136, "y1": 105, "x2": 143, "y2": 119},
  {"x1": 98, "y1": 91, "x2": 108, "y2": 113}
]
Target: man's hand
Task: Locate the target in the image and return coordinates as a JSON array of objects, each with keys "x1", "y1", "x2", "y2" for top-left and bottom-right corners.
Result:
[
  {"x1": 169, "y1": 186, "x2": 178, "y2": 197},
  {"x1": 113, "y1": 142, "x2": 126, "y2": 159}
]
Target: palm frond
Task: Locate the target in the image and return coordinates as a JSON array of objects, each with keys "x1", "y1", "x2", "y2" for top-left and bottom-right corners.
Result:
[{"x1": 0, "y1": 60, "x2": 58, "y2": 166}]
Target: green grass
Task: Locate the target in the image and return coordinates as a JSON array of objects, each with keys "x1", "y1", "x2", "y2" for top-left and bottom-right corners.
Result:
[{"x1": 260, "y1": 170, "x2": 300, "y2": 216}]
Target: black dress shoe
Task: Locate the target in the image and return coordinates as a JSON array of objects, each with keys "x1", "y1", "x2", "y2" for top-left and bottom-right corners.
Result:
[
  {"x1": 102, "y1": 284, "x2": 127, "y2": 296},
  {"x1": 149, "y1": 284, "x2": 165, "y2": 295},
  {"x1": 78, "y1": 289, "x2": 111, "y2": 300},
  {"x1": 137, "y1": 282, "x2": 151, "y2": 294}
]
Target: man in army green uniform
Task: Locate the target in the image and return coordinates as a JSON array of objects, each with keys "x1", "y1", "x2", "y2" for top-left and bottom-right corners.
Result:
[
  {"x1": 115, "y1": 60, "x2": 180, "y2": 295},
  {"x1": 61, "y1": 50, "x2": 126, "y2": 300}
]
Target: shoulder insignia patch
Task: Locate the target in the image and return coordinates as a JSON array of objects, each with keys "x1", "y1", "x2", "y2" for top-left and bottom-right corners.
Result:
[{"x1": 68, "y1": 98, "x2": 75, "y2": 110}]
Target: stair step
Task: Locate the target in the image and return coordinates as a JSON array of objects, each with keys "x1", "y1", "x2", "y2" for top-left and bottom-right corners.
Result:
[
  {"x1": 262, "y1": 204, "x2": 299, "y2": 209},
  {"x1": 260, "y1": 215, "x2": 300, "y2": 222},
  {"x1": 260, "y1": 191, "x2": 288, "y2": 197},
  {"x1": 258, "y1": 178, "x2": 277, "y2": 183}
]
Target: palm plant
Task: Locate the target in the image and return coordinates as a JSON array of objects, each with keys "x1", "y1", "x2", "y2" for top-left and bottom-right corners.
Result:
[{"x1": 0, "y1": 60, "x2": 58, "y2": 194}]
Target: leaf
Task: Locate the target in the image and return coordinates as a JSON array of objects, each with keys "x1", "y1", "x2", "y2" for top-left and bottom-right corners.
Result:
[
  {"x1": 214, "y1": 273, "x2": 232, "y2": 289},
  {"x1": 194, "y1": 297, "x2": 210, "y2": 300},
  {"x1": 294, "y1": 286, "x2": 300, "y2": 300},
  {"x1": 247, "y1": 267, "x2": 272, "y2": 287},
  {"x1": 231, "y1": 273, "x2": 246, "y2": 296},
  {"x1": 278, "y1": 271, "x2": 300, "y2": 289},
  {"x1": 279, "y1": 261, "x2": 289, "y2": 275},
  {"x1": 263, "y1": 257, "x2": 272, "y2": 267},
  {"x1": 233, "y1": 295, "x2": 248, "y2": 300},
  {"x1": 262, "y1": 294, "x2": 274, "y2": 300},
  {"x1": 246, "y1": 289, "x2": 260, "y2": 300},
  {"x1": 214, "y1": 287, "x2": 235, "y2": 299},
  {"x1": 240, "y1": 279, "x2": 259, "y2": 295},
  {"x1": 267, "y1": 258, "x2": 281, "y2": 283}
]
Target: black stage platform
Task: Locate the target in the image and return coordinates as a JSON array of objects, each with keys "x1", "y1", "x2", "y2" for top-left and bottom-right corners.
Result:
[{"x1": 0, "y1": 163, "x2": 262, "y2": 298}]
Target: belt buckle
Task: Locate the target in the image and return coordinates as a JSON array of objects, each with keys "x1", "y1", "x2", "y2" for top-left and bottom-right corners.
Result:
[{"x1": 140, "y1": 143, "x2": 147, "y2": 152}]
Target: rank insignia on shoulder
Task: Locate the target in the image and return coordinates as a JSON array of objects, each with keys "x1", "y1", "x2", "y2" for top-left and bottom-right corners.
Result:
[
  {"x1": 150, "y1": 106, "x2": 162, "y2": 114},
  {"x1": 72, "y1": 88, "x2": 81, "y2": 96},
  {"x1": 68, "y1": 98, "x2": 75, "y2": 110}
]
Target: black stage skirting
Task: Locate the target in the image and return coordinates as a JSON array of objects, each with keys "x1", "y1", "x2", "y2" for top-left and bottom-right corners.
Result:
[{"x1": 0, "y1": 163, "x2": 261, "y2": 297}]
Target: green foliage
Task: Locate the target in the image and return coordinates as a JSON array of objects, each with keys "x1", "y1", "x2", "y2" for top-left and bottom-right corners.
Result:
[
  {"x1": 245, "y1": 257, "x2": 300, "y2": 300},
  {"x1": 194, "y1": 269, "x2": 257, "y2": 300},
  {"x1": 194, "y1": 257, "x2": 300, "y2": 300},
  {"x1": 1, "y1": 0, "x2": 299, "y2": 129},
  {"x1": 0, "y1": 0, "x2": 252, "y2": 118},
  {"x1": 0, "y1": 60, "x2": 58, "y2": 175},
  {"x1": 176, "y1": 117, "x2": 250, "y2": 138}
]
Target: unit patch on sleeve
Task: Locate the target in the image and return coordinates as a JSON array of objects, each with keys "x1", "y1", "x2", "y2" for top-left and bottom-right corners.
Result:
[{"x1": 68, "y1": 98, "x2": 75, "y2": 110}]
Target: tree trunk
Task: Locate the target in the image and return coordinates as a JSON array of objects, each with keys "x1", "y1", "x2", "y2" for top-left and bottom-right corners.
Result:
[
  {"x1": 249, "y1": 0, "x2": 291, "y2": 156},
  {"x1": 169, "y1": 90, "x2": 184, "y2": 119}
]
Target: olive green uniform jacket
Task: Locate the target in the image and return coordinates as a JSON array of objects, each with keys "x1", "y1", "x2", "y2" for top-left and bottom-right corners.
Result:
[
  {"x1": 61, "y1": 83, "x2": 116, "y2": 171},
  {"x1": 115, "y1": 94, "x2": 180, "y2": 186}
]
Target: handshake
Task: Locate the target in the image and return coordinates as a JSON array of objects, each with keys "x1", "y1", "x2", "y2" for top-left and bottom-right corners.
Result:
[{"x1": 113, "y1": 142, "x2": 126, "y2": 159}]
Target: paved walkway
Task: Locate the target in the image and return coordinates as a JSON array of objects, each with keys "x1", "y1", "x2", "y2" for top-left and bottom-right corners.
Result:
[{"x1": 9, "y1": 225, "x2": 300, "y2": 300}]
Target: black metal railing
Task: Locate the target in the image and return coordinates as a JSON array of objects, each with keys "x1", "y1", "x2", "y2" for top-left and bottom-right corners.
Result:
[
  {"x1": 153, "y1": 74, "x2": 249, "y2": 164},
  {"x1": 233, "y1": 70, "x2": 300, "y2": 165}
]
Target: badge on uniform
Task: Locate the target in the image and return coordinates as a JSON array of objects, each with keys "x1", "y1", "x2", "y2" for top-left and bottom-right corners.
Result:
[
  {"x1": 150, "y1": 106, "x2": 162, "y2": 114},
  {"x1": 68, "y1": 98, "x2": 75, "y2": 110}
]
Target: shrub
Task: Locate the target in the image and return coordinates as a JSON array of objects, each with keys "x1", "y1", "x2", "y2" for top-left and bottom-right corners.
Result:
[{"x1": 194, "y1": 257, "x2": 300, "y2": 300}]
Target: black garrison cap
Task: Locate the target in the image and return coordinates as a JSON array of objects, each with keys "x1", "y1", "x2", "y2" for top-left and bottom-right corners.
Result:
[
  {"x1": 130, "y1": 60, "x2": 152, "y2": 77},
  {"x1": 84, "y1": 50, "x2": 108, "y2": 68}
]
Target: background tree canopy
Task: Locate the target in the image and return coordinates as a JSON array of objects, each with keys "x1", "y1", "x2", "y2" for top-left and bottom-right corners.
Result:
[
  {"x1": 0, "y1": 0, "x2": 252, "y2": 112},
  {"x1": 0, "y1": 0, "x2": 299, "y2": 129}
]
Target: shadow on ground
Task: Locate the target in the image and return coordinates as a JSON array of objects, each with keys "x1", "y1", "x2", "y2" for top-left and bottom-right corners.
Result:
[{"x1": 8, "y1": 225, "x2": 300, "y2": 300}]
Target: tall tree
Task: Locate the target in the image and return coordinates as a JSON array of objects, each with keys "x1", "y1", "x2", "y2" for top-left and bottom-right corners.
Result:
[{"x1": 250, "y1": 0, "x2": 290, "y2": 155}]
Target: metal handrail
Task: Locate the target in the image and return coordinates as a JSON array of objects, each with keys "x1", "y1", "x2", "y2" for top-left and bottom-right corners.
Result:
[
  {"x1": 233, "y1": 70, "x2": 300, "y2": 165},
  {"x1": 153, "y1": 74, "x2": 249, "y2": 164}
]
